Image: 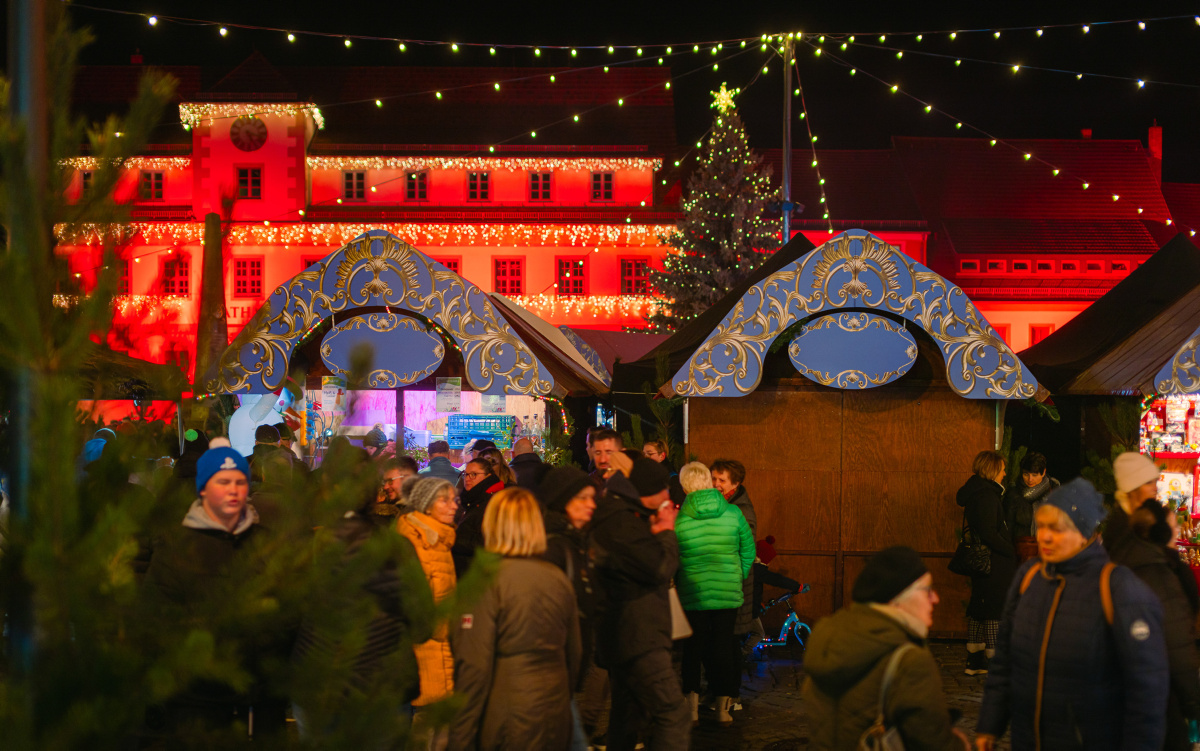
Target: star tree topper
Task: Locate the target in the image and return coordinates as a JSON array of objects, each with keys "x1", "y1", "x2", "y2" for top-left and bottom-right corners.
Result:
[{"x1": 711, "y1": 83, "x2": 739, "y2": 114}]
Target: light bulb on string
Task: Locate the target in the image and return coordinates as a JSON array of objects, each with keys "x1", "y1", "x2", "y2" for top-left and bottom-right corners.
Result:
[
  {"x1": 219, "y1": 27, "x2": 228, "y2": 37},
  {"x1": 147, "y1": 15, "x2": 157, "y2": 26},
  {"x1": 287, "y1": 33, "x2": 295, "y2": 42},
  {"x1": 344, "y1": 38, "x2": 351, "y2": 47}
]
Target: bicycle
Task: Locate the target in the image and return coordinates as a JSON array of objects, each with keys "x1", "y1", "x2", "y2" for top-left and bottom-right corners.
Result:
[{"x1": 748, "y1": 584, "x2": 812, "y2": 660}]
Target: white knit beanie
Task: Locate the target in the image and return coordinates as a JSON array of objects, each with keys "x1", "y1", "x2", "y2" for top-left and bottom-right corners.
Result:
[
  {"x1": 408, "y1": 477, "x2": 454, "y2": 514},
  {"x1": 1113, "y1": 452, "x2": 1160, "y2": 493}
]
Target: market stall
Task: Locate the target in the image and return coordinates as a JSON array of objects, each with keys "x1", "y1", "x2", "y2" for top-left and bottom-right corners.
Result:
[
  {"x1": 617, "y1": 229, "x2": 1039, "y2": 637},
  {"x1": 202, "y1": 229, "x2": 608, "y2": 461}
]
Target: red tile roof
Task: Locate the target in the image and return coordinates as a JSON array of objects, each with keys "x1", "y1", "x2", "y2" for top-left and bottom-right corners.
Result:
[
  {"x1": 1163, "y1": 182, "x2": 1200, "y2": 231},
  {"x1": 938, "y1": 219, "x2": 1162, "y2": 256},
  {"x1": 762, "y1": 149, "x2": 922, "y2": 222},
  {"x1": 892, "y1": 137, "x2": 1171, "y2": 221}
]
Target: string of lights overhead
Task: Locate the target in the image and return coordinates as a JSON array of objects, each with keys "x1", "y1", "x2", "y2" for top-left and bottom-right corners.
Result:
[{"x1": 796, "y1": 38, "x2": 1195, "y2": 238}]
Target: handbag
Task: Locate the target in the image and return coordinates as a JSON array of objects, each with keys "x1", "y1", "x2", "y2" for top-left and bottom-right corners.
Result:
[
  {"x1": 668, "y1": 586, "x2": 693, "y2": 640},
  {"x1": 858, "y1": 643, "x2": 917, "y2": 751},
  {"x1": 948, "y1": 509, "x2": 991, "y2": 577}
]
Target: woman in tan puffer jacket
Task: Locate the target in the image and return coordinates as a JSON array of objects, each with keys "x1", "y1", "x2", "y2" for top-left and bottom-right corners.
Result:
[{"x1": 397, "y1": 477, "x2": 458, "y2": 706}]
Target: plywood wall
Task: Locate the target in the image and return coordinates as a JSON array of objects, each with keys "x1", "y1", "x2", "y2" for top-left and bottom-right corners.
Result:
[{"x1": 687, "y1": 380, "x2": 994, "y2": 637}]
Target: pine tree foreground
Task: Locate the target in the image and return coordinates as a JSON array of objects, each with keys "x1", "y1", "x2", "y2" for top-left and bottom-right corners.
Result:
[{"x1": 645, "y1": 84, "x2": 781, "y2": 333}]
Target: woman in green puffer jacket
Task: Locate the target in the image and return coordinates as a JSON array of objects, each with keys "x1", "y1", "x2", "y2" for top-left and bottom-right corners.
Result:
[{"x1": 675, "y1": 461, "x2": 755, "y2": 727}]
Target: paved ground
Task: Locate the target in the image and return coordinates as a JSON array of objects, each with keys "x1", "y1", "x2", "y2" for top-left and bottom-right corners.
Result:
[{"x1": 689, "y1": 641, "x2": 1007, "y2": 750}]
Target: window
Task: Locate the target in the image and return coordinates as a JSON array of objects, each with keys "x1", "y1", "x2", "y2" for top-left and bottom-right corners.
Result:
[
  {"x1": 530, "y1": 172, "x2": 551, "y2": 201},
  {"x1": 1012, "y1": 261, "x2": 1030, "y2": 272},
  {"x1": 81, "y1": 170, "x2": 93, "y2": 195},
  {"x1": 117, "y1": 258, "x2": 130, "y2": 295},
  {"x1": 468, "y1": 171, "x2": 490, "y2": 201},
  {"x1": 234, "y1": 258, "x2": 263, "y2": 297},
  {"x1": 343, "y1": 171, "x2": 366, "y2": 200},
  {"x1": 1061, "y1": 261, "x2": 1079, "y2": 272},
  {"x1": 1085, "y1": 261, "x2": 1103, "y2": 272},
  {"x1": 1036, "y1": 261, "x2": 1055, "y2": 272},
  {"x1": 557, "y1": 257, "x2": 586, "y2": 296},
  {"x1": 139, "y1": 171, "x2": 164, "y2": 201},
  {"x1": 986, "y1": 260, "x2": 1006, "y2": 272},
  {"x1": 959, "y1": 260, "x2": 979, "y2": 272},
  {"x1": 1111, "y1": 261, "x2": 1130, "y2": 272},
  {"x1": 406, "y1": 171, "x2": 428, "y2": 201},
  {"x1": 302, "y1": 256, "x2": 326, "y2": 272},
  {"x1": 992, "y1": 324, "x2": 1011, "y2": 344},
  {"x1": 162, "y1": 256, "x2": 189, "y2": 295},
  {"x1": 1030, "y1": 324, "x2": 1055, "y2": 346},
  {"x1": 236, "y1": 167, "x2": 262, "y2": 199},
  {"x1": 620, "y1": 257, "x2": 651, "y2": 295},
  {"x1": 432, "y1": 257, "x2": 460, "y2": 274},
  {"x1": 591, "y1": 172, "x2": 614, "y2": 201},
  {"x1": 494, "y1": 258, "x2": 524, "y2": 295}
]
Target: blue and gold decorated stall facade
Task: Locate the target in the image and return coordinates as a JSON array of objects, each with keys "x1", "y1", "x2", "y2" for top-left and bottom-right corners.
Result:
[{"x1": 667, "y1": 230, "x2": 1038, "y2": 639}]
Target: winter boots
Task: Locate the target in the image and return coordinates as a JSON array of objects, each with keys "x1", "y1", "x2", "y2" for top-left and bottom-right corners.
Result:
[
  {"x1": 965, "y1": 643, "x2": 989, "y2": 676},
  {"x1": 686, "y1": 692, "x2": 699, "y2": 727},
  {"x1": 716, "y1": 696, "x2": 734, "y2": 726}
]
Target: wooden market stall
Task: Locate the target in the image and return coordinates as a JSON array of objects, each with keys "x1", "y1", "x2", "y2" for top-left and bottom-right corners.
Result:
[
  {"x1": 201, "y1": 229, "x2": 609, "y2": 461},
  {"x1": 616, "y1": 229, "x2": 1040, "y2": 637}
]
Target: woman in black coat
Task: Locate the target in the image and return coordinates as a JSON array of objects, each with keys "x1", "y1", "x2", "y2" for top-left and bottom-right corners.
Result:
[{"x1": 955, "y1": 449, "x2": 1015, "y2": 676}]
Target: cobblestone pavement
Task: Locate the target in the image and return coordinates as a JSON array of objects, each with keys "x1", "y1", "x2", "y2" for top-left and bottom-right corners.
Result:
[{"x1": 689, "y1": 641, "x2": 1009, "y2": 751}]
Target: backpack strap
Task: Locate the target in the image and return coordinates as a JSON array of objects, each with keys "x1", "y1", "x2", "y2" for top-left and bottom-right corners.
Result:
[
  {"x1": 875, "y1": 642, "x2": 918, "y2": 728},
  {"x1": 1019, "y1": 562, "x2": 1044, "y2": 595},
  {"x1": 1100, "y1": 561, "x2": 1116, "y2": 626}
]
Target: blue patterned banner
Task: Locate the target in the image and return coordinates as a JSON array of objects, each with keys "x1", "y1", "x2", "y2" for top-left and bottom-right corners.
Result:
[{"x1": 789, "y1": 312, "x2": 918, "y2": 390}]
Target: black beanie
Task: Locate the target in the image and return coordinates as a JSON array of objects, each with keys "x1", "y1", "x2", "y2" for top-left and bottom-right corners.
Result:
[
  {"x1": 538, "y1": 466, "x2": 594, "y2": 512},
  {"x1": 851, "y1": 546, "x2": 928, "y2": 604},
  {"x1": 628, "y1": 457, "x2": 671, "y2": 496},
  {"x1": 255, "y1": 424, "x2": 280, "y2": 443}
]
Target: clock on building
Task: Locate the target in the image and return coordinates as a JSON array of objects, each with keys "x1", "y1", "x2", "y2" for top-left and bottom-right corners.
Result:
[{"x1": 229, "y1": 116, "x2": 268, "y2": 152}]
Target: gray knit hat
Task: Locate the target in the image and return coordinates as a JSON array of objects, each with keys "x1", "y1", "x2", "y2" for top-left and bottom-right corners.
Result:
[{"x1": 408, "y1": 477, "x2": 454, "y2": 514}]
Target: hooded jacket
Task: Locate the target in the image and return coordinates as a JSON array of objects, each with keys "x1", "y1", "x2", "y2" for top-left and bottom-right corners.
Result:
[
  {"x1": 676, "y1": 488, "x2": 754, "y2": 611},
  {"x1": 802, "y1": 604, "x2": 963, "y2": 751},
  {"x1": 590, "y1": 473, "x2": 678, "y2": 666},
  {"x1": 1104, "y1": 505, "x2": 1200, "y2": 750},
  {"x1": 977, "y1": 543, "x2": 1169, "y2": 751}
]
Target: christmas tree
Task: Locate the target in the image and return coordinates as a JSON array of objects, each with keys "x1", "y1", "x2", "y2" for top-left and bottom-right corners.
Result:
[{"x1": 645, "y1": 84, "x2": 781, "y2": 332}]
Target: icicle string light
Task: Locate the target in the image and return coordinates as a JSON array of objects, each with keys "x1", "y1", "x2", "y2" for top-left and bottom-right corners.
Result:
[
  {"x1": 61, "y1": 156, "x2": 192, "y2": 171},
  {"x1": 306, "y1": 155, "x2": 662, "y2": 172},
  {"x1": 178, "y1": 102, "x2": 325, "y2": 130}
]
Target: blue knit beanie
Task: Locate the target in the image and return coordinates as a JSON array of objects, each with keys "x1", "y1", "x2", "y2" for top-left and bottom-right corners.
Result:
[
  {"x1": 196, "y1": 447, "x2": 250, "y2": 492},
  {"x1": 1042, "y1": 477, "x2": 1106, "y2": 537}
]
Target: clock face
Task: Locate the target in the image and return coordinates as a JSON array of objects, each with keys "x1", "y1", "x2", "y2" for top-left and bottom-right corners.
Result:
[{"x1": 230, "y1": 116, "x2": 268, "y2": 152}]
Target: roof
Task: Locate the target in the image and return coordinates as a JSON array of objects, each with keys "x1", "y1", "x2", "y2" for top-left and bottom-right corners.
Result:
[
  {"x1": 612, "y1": 232, "x2": 819, "y2": 391},
  {"x1": 939, "y1": 218, "x2": 1163, "y2": 256},
  {"x1": 488, "y1": 295, "x2": 611, "y2": 396},
  {"x1": 1164, "y1": 182, "x2": 1200, "y2": 231},
  {"x1": 762, "y1": 148, "x2": 923, "y2": 222},
  {"x1": 892, "y1": 136, "x2": 1171, "y2": 221},
  {"x1": 1019, "y1": 233, "x2": 1200, "y2": 394},
  {"x1": 562, "y1": 329, "x2": 669, "y2": 374}
]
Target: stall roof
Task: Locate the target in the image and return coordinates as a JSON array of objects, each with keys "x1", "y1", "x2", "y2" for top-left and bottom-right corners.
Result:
[
  {"x1": 612, "y1": 232, "x2": 819, "y2": 392},
  {"x1": 488, "y1": 295, "x2": 611, "y2": 397},
  {"x1": 81, "y1": 345, "x2": 190, "y2": 401},
  {"x1": 1020, "y1": 233, "x2": 1200, "y2": 395},
  {"x1": 564, "y1": 329, "x2": 669, "y2": 375}
]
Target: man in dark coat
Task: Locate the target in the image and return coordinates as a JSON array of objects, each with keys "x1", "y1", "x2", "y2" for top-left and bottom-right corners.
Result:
[
  {"x1": 977, "y1": 479, "x2": 1170, "y2": 751},
  {"x1": 144, "y1": 447, "x2": 290, "y2": 742},
  {"x1": 1107, "y1": 451, "x2": 1200, "y2": 750},
  {"x1": 419, "y1": 440, "x2": 461, "y2": 484},
  {"x1": 509, "y1": 437, "x2": 549, "y2": 489},
  {"x1": 591, "y1": 455, "x2": 690, "y2": 750}
]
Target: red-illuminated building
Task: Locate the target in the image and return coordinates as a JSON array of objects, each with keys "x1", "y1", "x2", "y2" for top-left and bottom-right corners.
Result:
[{"x1": 62, "y1": 54, "x2": 1197, "y2": 378}]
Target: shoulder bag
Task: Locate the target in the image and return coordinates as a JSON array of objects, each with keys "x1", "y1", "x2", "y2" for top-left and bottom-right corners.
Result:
[
  {"x1": 948, "y1": 508, "x2": 991, "y2": 577},
  {"x1": 858, "y1": 643, "x2": 918, "y2": 751}
]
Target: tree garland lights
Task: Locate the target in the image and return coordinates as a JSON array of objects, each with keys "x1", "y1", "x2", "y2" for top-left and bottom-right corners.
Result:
[
  {"x1": 58, "y1": 221, "x2": 678, "y2": 248},
  {"x1": 306, "y1": 155, "x2": 662, "y2": 172},
  {"x1": 62, "y1": 156, "x2": 192, "y2": 171},
  {"x1": 178, "y1": 102, "x2": 325, "y2": 130},
  {"x1": 644, "y1": 83, "x2": 779, "y2": 333},
  {"x1": 506, "y1": 294, "x2": 661, "y2": 319}
]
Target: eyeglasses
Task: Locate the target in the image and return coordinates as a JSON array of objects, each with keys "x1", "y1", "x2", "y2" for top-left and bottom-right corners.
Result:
[{"x1": 463, "y1": 472, "x2": 487, "y2": 479}]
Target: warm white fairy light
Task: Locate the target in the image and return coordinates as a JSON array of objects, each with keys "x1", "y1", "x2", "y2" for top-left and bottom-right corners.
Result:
[
  {"x1": 507, "y1": 294, "x2": 663, "y2": 318},
  {"x1": 178, "y1": 102, "x2": 325, "y2": 130},
  {"x1": 306, "y1": 155, "x2": 662, "y2": 172},
  {"x1": 58, "y1": 221, "x2": 678, "y2": 248},
  {"x1": 61, "y1": 156, "x2": 192, "y2": 171}
]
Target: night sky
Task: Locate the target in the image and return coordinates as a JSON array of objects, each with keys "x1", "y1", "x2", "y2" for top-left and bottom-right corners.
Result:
[{"x1": 33, "y1": 0, "x2": 1200, "y2": 179}]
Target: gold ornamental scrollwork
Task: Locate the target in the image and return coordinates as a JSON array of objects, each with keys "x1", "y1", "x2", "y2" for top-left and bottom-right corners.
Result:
[
  {"x1": 672, "y1": 231, "x2": 1037, "y2": 399},
  {"x1": 1156, "y1": 332, "x2": 1200, "y2": 394},
  {"x1": 207, "y1": 232, "x2": 552, "y2": 395}
]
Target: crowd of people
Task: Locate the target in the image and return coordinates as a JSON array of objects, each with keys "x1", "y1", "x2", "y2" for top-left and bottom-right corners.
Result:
[
  {"x1": 804, "y1": 448, "x2": 1200, "y2": 751},
  {"x1": 100, "y1": 422, "x2": 772, "y2": 750}
]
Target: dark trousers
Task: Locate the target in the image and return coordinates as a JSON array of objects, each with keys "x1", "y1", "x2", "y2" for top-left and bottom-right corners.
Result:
[
  {"x1": 608, "y1": 648, "x2": 690, "y2": 751},
  {"x1": 680, "y1": 608, "x2": 738, "y2": 696}
]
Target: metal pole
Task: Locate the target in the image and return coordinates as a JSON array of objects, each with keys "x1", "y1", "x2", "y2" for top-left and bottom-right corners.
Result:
[
  {"x1": 781, "y1": 37, "x2": 793, "y2": 245},
  {"x1": 7, "y1": 0, "x2": 47, "y2": 678}
]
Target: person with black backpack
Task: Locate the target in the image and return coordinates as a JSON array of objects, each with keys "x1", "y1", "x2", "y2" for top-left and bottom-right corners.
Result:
[
  {"x1": 976, "y1": 478, "x2": 1170, "y2": 751},
  {"x1": 803, "y1": 546, "x2": 970, "y2": 750}
]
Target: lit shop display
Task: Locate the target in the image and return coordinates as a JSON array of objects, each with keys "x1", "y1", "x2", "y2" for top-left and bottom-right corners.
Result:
[{"x1": 1140, "y1": 395, "x2": 1200, "y2": 518}]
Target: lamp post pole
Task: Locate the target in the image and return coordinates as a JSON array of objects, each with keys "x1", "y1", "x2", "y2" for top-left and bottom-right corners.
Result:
[{"x1": 781, "y1": 37, "x2": 794, "y2": 245}]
